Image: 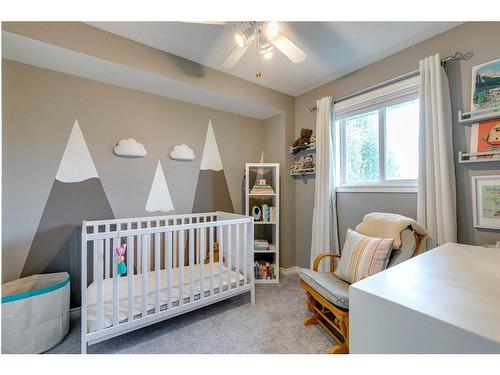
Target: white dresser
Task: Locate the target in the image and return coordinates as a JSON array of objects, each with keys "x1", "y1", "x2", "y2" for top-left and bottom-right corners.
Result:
[{"x1": 350, "y1": 242, "x2": 500, "y2": 353}]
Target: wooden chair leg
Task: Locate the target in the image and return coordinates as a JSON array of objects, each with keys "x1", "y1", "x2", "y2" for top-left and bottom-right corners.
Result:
[
  {"x1": 306, "y1": 293, "x2": 315, "y2": 312},
  {"x1": 331, "y1": 343, "x2": 349, "y2": 354}
]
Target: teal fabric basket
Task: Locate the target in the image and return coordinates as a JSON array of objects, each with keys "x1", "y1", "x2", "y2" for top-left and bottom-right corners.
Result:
[{"x1": 2, "y1": 272, "x2": 70, "y2": 353}]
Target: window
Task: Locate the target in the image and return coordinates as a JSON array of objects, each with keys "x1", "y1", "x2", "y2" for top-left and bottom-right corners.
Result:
[{"x1": 335, "y1": 76, "x2": 419, "y2": 191}]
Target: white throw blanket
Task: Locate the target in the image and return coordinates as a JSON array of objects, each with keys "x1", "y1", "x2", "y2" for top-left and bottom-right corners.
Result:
[{"x1": 355, "y1": 212, "x2": 428, "y2": 252}]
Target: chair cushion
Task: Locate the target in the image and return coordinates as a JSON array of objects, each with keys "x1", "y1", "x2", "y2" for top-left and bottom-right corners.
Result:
[
  {"x1": 335, "y1": 229, "x2": 394, "y2": 284},
  {"x1": 387, "y1": 229, "x2": 416, "y2": 268},
  {"x1": 299, "y1": 268, "x2": 350, "y2": 309}
]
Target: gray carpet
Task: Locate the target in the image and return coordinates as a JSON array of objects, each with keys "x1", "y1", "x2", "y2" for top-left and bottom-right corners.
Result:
[{"x1": 47, "y1": 274, "x2": 335, "y2": 354}]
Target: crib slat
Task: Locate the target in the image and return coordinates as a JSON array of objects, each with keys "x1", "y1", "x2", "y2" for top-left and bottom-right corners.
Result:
[
  {"x1": 166, "y1": 231, "x2": 173, "y2": 310},
  {"x1": 96, "y1": 239, "x2": 104, "y2": 331},
  {"x1": 178, "y1": 230, "x2": 185, "y2": 306},
  {"x1": 199, "y1": 227, "x2": 205, "y2": 300},
  {"x1": 227, "y1": 225, "x2": 232, "y2": 291},
  {"x1": 218, "y1": 226, "x2": 223, "y2": 294},
  {"x1": 147, "y1": 221, "x2": 152, "y2": 273},
  {"x1": 141, "y1": 234, "x2": 148, "y2": 317},
  {"x1": 136, "y1": 232, "x2": 142, "y2": 275},
  {"x1": 127, "y1": 234, "x2": 135, "y2": 322},
  {"x1": 154, "y1": 232, "x2": 160, "y2": 313},
  {"x1": 173, "y1": 231, "x2": 178, "y2": 268},
  {"x1": 189, "y1": 229, "x2": 195, "y2": 302},
  {"x1": 209, "y1": 225, "x2": 214, "y2": 296},
  {"x1": 112, "y1": 237, "x2": 119, "y2": 326},
  {"x1": 105, "y1": 229, "x2": 111, "y2": 279},
  {"x1": 235, "y1": 224, "x2": 240, "y2": 289},
  {"x1": 243, "y1": 223, "x2": 248, "y2": 286}
]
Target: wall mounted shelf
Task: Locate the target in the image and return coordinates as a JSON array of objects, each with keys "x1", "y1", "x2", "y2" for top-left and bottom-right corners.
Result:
[
  {"x1": 458, "y1": 107, "x2": 500, "y2": 125},
  {"x1": 290, "y1": 143, "x2": 316, "y2": 154},
  {"x1": 457, "y1": 150, "x2": 500, "y2": 163},
  {"x1": 291, "y1": 168, "x2": 315, "y2": 177}
]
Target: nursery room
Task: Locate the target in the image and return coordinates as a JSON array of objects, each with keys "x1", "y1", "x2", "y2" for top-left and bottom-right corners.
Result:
[{"x1": 1, "y1": 1, "x2": 500, "y2": 370}]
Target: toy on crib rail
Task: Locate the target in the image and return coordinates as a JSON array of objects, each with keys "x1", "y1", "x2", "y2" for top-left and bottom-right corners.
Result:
[{"x1": 115, "y1": 243, "x2": 127, "y2": 276}]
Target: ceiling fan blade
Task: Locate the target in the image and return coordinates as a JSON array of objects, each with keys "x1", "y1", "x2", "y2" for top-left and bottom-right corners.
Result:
[
  {"x1": 270, "y1": 33, "x2": 306, "y2": 63},
  {"x1": 223, "y1": 44, "x2": 250, "y2": 68}
]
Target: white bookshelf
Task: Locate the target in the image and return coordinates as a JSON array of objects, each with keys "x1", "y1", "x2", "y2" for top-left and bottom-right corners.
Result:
[{"x1": 245, "y1": 163, "x2": 280, "y2": 284}]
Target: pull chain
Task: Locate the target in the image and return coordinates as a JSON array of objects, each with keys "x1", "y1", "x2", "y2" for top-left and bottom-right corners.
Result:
[{"x1": 256, "y1": 29, "x2": 262, "y2": 78}]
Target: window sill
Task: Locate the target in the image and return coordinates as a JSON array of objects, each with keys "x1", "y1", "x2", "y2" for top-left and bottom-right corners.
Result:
[{"x1": 336, "y1": 185, "x2": 418, "y2": 193}]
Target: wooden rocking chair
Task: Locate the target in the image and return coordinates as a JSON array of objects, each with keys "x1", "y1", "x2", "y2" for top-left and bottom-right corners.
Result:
[
  {"x1": 301, "y1": 253, "x2": 349, "y2": 354},
  {"x1": 300, "y1": 216, "x2": 427, "y2": 354}
]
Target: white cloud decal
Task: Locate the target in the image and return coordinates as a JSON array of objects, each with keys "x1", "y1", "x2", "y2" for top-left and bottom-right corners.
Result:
[
  {"x1": 113, "y1": 138, "x2": 147, "y2": 158},
  {"x1": 170, "y1": 144, "x2": 195, "y2": 161}
]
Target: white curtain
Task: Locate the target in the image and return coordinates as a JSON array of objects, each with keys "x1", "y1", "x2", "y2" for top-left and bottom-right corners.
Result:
[
  {"x1": 417, "y1": 53, "x2": 457, "y2": 249},
  {"x1": 310, "y1": 97, "x2": 339, "y2": 271}
]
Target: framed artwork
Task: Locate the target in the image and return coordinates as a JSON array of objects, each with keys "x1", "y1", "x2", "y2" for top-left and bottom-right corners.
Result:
[
  {"x1": 470, "y1": 58, "x2": 500, "y2": 112},
  {"x1": 472, "y1": 175, "x2": 500, "y2": 230},
  {"x1": 469, "y1": 119, "x2": 500, "y2": 159}
]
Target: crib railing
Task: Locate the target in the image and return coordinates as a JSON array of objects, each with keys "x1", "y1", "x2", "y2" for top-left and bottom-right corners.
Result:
[{"x1": 81, "y1": 211, "x2": 254, "y2": 353}]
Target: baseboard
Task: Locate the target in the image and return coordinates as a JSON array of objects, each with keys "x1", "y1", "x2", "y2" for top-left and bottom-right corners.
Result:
[
  {"x1": 280, "y1": 266, "x2": 299, "y2": 276},
  {"x1": 70, "y1": 307, "x2": 81, "y2": 320}
]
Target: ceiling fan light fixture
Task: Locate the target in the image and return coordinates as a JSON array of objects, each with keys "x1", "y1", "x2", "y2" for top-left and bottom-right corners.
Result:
[
  {"x1": 234, "y1": 26, "x2": 255, "y2": 47},
  {"x1": 259, "y1": 44, "x2": 274, "y2": 55},
  {"x1": 264, "y1": 21, "x2": 280, "y2": 39}
]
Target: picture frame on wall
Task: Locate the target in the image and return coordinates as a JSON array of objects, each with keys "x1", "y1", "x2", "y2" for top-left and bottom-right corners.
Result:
[
  {"x1": 469, "y1": 119, "x2": 500, "y2": 160},
  {"x1": 471, "y1": 175, "x2": 500, "y2": 230},
  {"x1": 470, "y1": 57, "x2": 500, "y2": 112}
]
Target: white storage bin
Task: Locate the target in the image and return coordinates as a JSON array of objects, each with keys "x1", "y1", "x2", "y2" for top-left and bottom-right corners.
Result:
[{"x1": 2, "y1": 272, "x2": 70, "y2": 353}]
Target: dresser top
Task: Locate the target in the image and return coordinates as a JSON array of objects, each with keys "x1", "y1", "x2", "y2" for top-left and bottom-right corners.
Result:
[{"x1": 352, "y1": 242, "x2": 500, "y2": 344}]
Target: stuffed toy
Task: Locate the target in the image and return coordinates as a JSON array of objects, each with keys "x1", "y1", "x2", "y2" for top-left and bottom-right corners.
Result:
[
  {"x1": 115, "y1": 244, "x2": 127, "y2": 276},
  {"x1": 292, "y1": 128, "x2": 313, "y2": 149},
  {"x1": 204, "y1": 242, "x2": 222, "y2": 264},
  {"x1": 291, "y1": 158, "x2": 304, "y2": 172}
]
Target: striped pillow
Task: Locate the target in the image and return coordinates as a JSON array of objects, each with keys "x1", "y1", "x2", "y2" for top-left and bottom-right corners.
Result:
[{"x1": 335, "y1": 229, "x2": 394, "y2": 284}]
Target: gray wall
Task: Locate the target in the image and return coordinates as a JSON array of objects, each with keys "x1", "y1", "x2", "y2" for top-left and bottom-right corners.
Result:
[
  {"x1": 2, "y1": 60, "x2": 267, "y2": 283},
  {"x1": 263, "y1": 113, "x2": 296, "y2": 268},
  {"x1": 336, "y1": 192, "x2": 418, "y2": 246},
  {"x1": 2, "y1": 22, "x2": 298, "y2": 273},
  {"x1": 294, "y1": 22, "x2": 500, "y2": 268}
]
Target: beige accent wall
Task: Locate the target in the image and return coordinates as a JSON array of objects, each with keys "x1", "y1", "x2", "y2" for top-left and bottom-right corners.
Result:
[{"x1": 294, "y1": 22, "x2": 500, "y2": 267}]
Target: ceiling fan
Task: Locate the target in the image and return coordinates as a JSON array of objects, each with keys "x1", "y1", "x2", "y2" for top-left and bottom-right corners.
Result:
[{"x1": 221, "y1": 21, "x2": 307, "y2": 77}]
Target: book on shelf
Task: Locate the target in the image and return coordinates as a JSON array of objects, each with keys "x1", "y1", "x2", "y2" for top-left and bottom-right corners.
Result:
[
  {"x1": 250, "y1": 183, "x2": 275, "y2": 195},
  {"x1": 252, "y1": 204, "x2": 276, "y2": 222},
  {"x1": 254, "y1": 261, "x2": 275, "y2": 280}
]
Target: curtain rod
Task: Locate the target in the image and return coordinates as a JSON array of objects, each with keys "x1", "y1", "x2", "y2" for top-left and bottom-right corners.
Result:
[{"x1": 308, "y1": 51, "x2": 473, "y2": 112}]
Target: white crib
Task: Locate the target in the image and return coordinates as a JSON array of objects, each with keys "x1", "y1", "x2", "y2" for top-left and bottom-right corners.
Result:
[{"x1": 81, "y1": 211, "x2": 254, "y2": 354}]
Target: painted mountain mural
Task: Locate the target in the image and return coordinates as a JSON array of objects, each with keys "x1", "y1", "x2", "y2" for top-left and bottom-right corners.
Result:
[
  {"x1": 145, "y1": 160, "x2": 175, "y2": 213},
  {"x1": 192, "y1": 119, "x2": 234, "y2": 213},
  {"x1": 21, "y1": 120, "x2": 114, "y2": 307}
]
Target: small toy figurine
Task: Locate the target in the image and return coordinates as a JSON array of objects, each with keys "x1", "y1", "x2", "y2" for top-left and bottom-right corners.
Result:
[
  {"x1": 115, "y1": 243, "x2": 127, "y2": 276},
  {"x1": 303, "y1": 154, "x2": 315, "y2": 169},
  {"x1": 291, "y1": 128, "x2": 313, "y2": 153}
]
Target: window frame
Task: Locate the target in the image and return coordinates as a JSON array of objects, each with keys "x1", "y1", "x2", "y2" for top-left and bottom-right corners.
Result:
[{"x1": 335, "y1": 76, "x2": 420, "y2": 193}]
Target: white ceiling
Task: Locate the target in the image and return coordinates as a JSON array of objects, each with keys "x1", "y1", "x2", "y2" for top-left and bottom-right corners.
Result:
[{"x1": 87, "y1": 21, "x2": 461, "y2": 96}]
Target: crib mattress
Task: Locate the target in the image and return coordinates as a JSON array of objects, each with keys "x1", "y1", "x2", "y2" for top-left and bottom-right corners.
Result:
[{"x1": 86, "y1": 264, "x2": 244, "y2": 332}]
